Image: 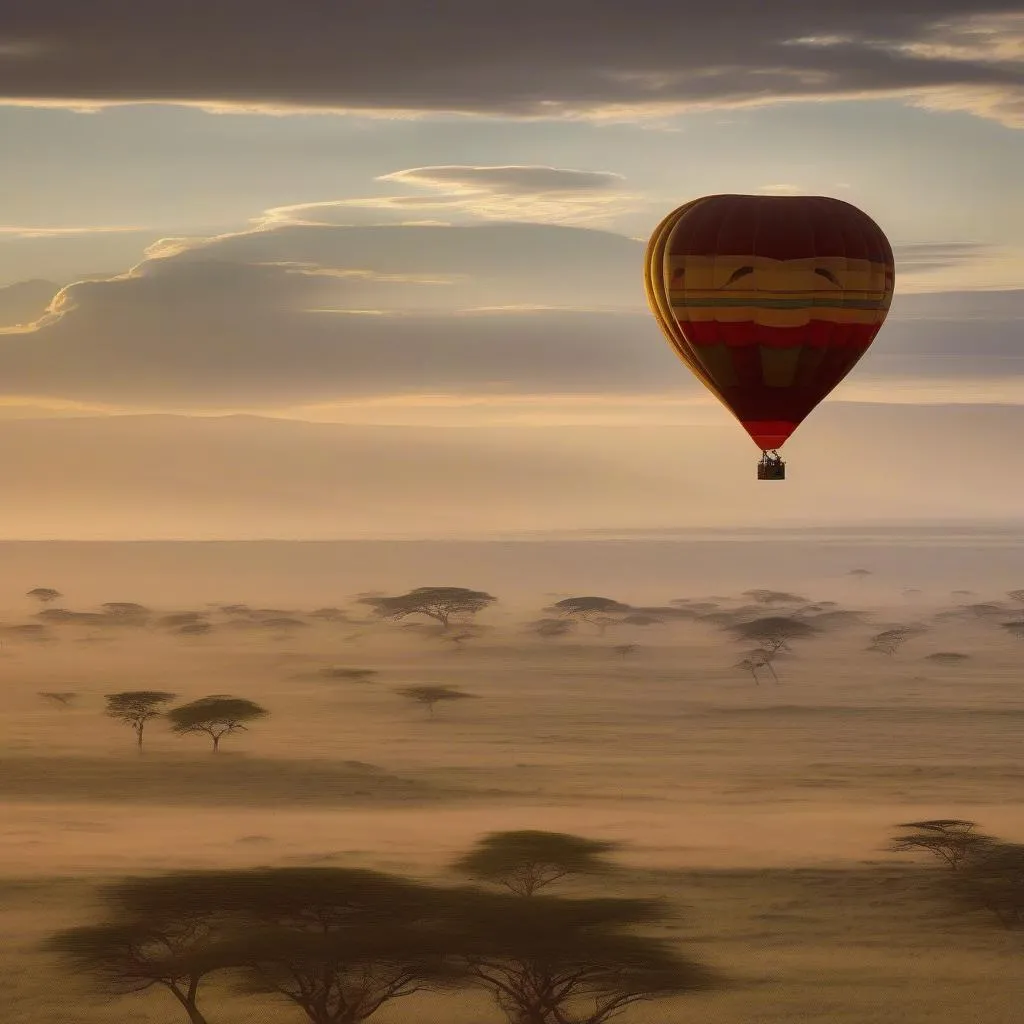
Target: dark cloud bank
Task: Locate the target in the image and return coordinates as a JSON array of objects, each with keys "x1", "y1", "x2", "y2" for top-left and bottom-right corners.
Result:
[{"x1": 0, "y1": 2, "x2": 1021, "y2": 123}]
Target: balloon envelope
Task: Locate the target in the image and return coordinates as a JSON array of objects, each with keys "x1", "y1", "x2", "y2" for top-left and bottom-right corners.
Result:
[{"x1": 645, "y1": 195, "x2": 894, "y2": 451}]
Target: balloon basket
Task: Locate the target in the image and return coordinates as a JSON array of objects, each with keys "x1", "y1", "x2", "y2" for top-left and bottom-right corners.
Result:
[{"x1": 757, "y1": 451, "x2": 786, "y2": 481}]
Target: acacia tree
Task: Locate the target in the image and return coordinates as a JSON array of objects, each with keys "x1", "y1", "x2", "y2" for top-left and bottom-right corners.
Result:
[
  {"x1": 451, "y1": 830, "x2": 621, "y2": 897},
  {"x1": 39, "y1": 690, "x2": 78, "y2": 707},
  {"x1": 101, "y1": 602, "x2": 151, "y2": 625},
  {"x1": 27, "y1": 586, "x2": 62, "y2": 605},
  {"x1": 445, "y1": 889, "x2": 717, "y2": 1024},
  {"x1": 728, "y1": 615, "x2": 819, "y2": 655},
  {"x1": 45, "y1": 867, "x2": 455, "y2": 1024},
  {"x1": 222, "y1": 925, "x2": 453, "y2": 1023},
  {"x1": 396, "y1": 685, "x2": 476, "y2": 718},
  {"x1": 867, "y1": 627, "x2": 926, "y2": 657},
  {"x1": 105, "y1": 691, "x2": 177, "y2": 750},
  {"x1": 143, "y1": 868, "x2": 459, "y2": 1024},
  {"x1": 167, "y1": 695, "x2": 268, "y2": 752},
  {"x1": 527, "y1": 618, "x2": 576, "y2": 640},
  {"x1": 889, "y1": 823, "x2": 1024, "y2": 931},
  {"x1": 546, "y1": 597, "x2": 632, "y2": 635},
  {"x1": 43, "y1": 910, "x2": 220, "y2": 1024},
  {"x1": 358, "y1": 587, "x2": 496, "y2": 630},
  {"x1": 889, "y1": 820, "x2": 994, "y2": 872}
]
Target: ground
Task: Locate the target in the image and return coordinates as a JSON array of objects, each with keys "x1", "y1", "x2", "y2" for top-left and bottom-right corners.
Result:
[{"x1": 2, "y1": 534, "x2": 1023, "y2": 1022}]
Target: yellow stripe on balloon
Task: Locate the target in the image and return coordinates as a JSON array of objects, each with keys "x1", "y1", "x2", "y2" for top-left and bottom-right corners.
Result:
[{"x1": 666, "y1": 254, "x2": 892, "y2": 297}]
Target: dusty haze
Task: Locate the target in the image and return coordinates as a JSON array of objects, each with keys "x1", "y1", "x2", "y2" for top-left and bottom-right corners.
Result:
[{"x1": 3, "y1": 531, "x2": 1024, "y2": 1022}]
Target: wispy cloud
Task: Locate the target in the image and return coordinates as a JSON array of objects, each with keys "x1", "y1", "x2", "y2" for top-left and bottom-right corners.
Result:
[
  {"x1": 254, "y1": 165, "x2": 640, "y2": 229},
  {"x1": 0, "y1": 4, "x2": 1021, "y2": 126},
  {"x1": 0, "y1": 225, "x2": 147, "y2": 238},
  {"x1": 378, "y1": 165, "x2": 625, "y2": 195}
]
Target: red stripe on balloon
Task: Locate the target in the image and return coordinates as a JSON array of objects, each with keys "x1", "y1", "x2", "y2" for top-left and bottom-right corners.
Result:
[{"x1": 676, "y1": 320, "x2": 879, "y2": 349}]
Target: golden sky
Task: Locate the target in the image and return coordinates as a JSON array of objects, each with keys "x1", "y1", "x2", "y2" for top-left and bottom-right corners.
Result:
[{"x1": 0, "y1": 3, "x2": 1021, "y2": 536}]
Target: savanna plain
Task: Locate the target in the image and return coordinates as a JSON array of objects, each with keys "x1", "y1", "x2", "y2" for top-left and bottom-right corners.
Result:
[{"x1": 3, "y1": 532, "x2": 1024, "y2": 1023}]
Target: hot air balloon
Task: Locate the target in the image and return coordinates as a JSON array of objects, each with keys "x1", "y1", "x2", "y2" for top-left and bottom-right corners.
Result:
[{"x1": 645, "y1": 195, "x2": 895, "y2": 479}]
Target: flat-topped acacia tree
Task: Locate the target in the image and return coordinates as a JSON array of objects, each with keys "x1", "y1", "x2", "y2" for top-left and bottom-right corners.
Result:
[
  {"x1": 444, "y1": 887, "x2": 718, "y2": 1023},
  {"x1": 546, "y1": 596, "x2": 632, "y2": 634},
  {"x1": 867, "y1": 626, "x2": 927, "y2": 656},
  {"x1": 889, "y1": 819, "x2": 994, "y2": 872},
  {"x1": 43, "y1": 867, "x2": 453, "y2": 1024},
  {"x1": 39, "y1": 690, "x2": 78, "y2": 707},
  {"x1": 358, "y1": 587, "x2": 496, "y2": 631},
  {"x1": 527, "y1": 617, "x2": 576, "y2": 639},
  {"x1": 105, "y1": 691, "x2": 178, "y2": 750},
  {"x1": 134, "y1": 867, "x2": 459, "y2": 1023},
  {"x1": 43, "y1": 918, "x2": 217, "y2": 1024},
  {"x1": 728, "y1": 615, "x2": 820, "y2": 655},
  {"x1": 451, "y1": 830, "x2": 621, "y2": 897},
  {"x1": 167, "y1": 695, "x2": 268, "y2": 752},
  {"x1": 100, "y1": 602, "x2": 152, "y2": 626}
]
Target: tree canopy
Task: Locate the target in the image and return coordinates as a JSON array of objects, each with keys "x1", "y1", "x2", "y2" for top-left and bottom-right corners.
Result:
[
  {"x1": 105, "y1": 690, "x2": 177, "y2": 750},
  {"x1": 452, "y1": 830, "x2": 621, "y2": 897},
  {"x1": 728, "y1": 615, "x2": 820, "y2": 653},
  {"x1": 547, "y1": 596, "x2": 632, "y2": 623},
  {"x1": 166, "y1": 695, "x2": 268, "y2": 752},
  {"x1": 440, "y1": 888, "x2": 716, "y2": 1024},
  {"x1": 358, "y1": 587, "x2": 496, "y2": 629}
]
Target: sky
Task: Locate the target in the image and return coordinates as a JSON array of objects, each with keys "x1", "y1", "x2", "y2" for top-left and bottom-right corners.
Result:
[{"x1": 0, "y1": 1, "x2": 1022, "y2": 539}]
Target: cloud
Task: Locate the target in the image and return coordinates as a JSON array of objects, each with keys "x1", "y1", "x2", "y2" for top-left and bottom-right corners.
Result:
[
  {"x1": 255, "y1": 165, "x2": 639, "y2": 230},
  {"x1": 378, "y1": 166, "x2": 625, "y2": 195},
  {"x1": 0, "y1": 3, "x2": 1021, "y2": 126},
  {"x1": 0, "y1": 279, "x2": 59, "y2": 328},
  {"x1": 892, "y1": 242, "x2": 998, "y2": 274},
  {"x1": 0, "y1": 211, "x2": 1019, "y2": 410},
  {"x1": 0, "y1": 225, "x2": 147, "y2": 238},
  {"x1": 0, "y1": 229, "x2": 171, "y2": 291},
  {"x1": 132, "y1": 220, "x2": 646, "y2": 307}
]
